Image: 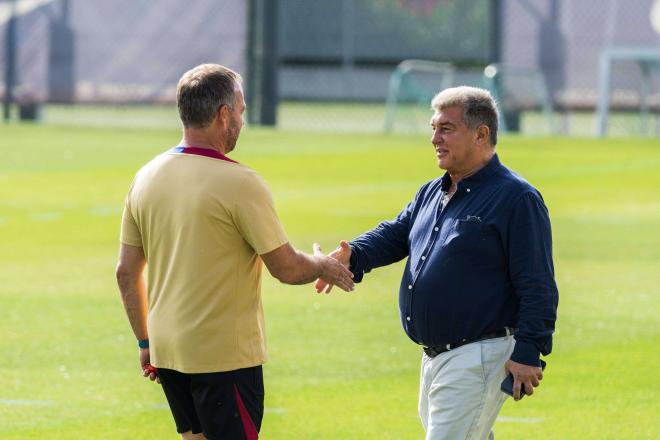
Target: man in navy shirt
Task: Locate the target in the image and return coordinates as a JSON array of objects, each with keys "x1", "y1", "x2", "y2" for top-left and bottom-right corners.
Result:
[{"x1": 317, "y1": 86, "x2": 558, "y2": 439}]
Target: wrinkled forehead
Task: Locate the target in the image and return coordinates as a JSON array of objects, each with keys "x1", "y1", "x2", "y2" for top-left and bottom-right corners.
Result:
[{"x1": 430, "y1": 106, "x2": 464, "y2": 126}]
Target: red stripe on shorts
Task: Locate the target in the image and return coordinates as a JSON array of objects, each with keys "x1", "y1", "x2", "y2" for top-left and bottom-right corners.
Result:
[{"x1": 233, "y1": 384, "x2": 258, "y2": 440}]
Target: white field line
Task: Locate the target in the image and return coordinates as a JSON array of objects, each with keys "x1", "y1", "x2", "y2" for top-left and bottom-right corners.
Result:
[
  {"x1": 275, "y1": 181, "x2": 418, "y2": 199},
  {"x1": 497, "y1": 416, "x2": 543, "y2": 424},
  {"x1": 0, "y1": 398, "x2": 55, "y2": 407},
  {"x1": 29, "y1": 212, "x2": 61, "y2": 222},
  {"x1": 89, "y1": 206, "x2": 121, "y2": 216},
  {"x1": 0, "y1": 206, "x2": 120, "y2": 222},
  {"x1": 0, "y1": 398, "x2": 532, "y2": 423}
]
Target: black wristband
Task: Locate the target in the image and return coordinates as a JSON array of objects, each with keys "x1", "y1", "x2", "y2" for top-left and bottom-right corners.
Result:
[{"x1": 138, "y1": 339, "x2": 149, "y2": 349}]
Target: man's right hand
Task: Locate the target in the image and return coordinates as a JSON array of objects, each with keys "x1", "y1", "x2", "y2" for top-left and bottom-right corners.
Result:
[
  {"x1": 315, "y1": 240, "x2": 352, "y2": 293},
  {"x1": 262, "y1": 242, "x2": 353, "y2": 290}
]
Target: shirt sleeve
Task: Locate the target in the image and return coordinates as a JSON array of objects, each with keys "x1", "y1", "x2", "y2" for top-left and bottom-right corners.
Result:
[
  {"x1": 507, "y1": 191, "x2": 559, "y2": 366},
  {"x1": 348, "y1": 193, "x2": 418, "y2": 283},
  {"x1": 120, "y1": 188, "x2": 143, "y2": 247},
  {"x1": 234, "y1": 172, "x2": 289, "y2": 255}
]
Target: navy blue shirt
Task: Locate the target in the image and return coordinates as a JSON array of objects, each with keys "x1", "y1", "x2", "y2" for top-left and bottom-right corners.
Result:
[{"x1": 349, "y1": 154, "x2": 558, "y2": 366}]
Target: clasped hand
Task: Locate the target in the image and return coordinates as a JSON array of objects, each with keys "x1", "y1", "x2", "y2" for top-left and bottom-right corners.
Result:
[{"x1": 314, "y1": 240, "x2": 352, "y2": 294}]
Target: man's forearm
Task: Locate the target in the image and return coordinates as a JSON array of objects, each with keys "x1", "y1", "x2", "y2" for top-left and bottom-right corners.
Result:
[
  {"x1": 275, "y1": 250, "x2": 322, "y2": 285},
  {"x1": 117, "y1": 274, "x2": 149, "y2": 340},
  {"x1": 262, "y1": 242, "x2": 354, "y2": 291},
  {"x1": 508, "y1": 192, "x2": 558, "y2": 365},
  {"x1": 349, "y1": 219, "x2": 410, "y2": 279}
]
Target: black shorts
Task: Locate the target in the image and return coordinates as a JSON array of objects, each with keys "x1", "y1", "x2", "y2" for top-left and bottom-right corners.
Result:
[{"x1": 158, "y1": 366, "x2": 264, "y2": 440}]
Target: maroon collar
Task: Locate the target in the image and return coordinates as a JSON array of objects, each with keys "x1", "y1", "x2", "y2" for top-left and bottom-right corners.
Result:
[{"x1": 171, "y1": 146, "x2": 239, "y2": 164}]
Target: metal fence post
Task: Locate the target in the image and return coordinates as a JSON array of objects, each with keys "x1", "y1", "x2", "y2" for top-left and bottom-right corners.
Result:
[
  {"x1": 596, "y1": 50, "x2": 612, "y2": 138},
  {"x1": 3, "y1": 0, "x2": 18, "y2": 122},
  {"x1": 247, "y1": 0, "x2": 278, "y2": 126}
]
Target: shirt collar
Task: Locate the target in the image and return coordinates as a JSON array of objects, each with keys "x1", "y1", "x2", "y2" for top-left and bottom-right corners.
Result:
[
  {"x1": 170, "y1": 146, "x2": 239, "y2": 164},
  {"x1": 440, "y1": 153, "x2": 501, "y2": 191}
]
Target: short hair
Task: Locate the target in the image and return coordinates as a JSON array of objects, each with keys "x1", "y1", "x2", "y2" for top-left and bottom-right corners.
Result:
[
  {"x1": 176, "y1": 64, "x2": 242, "y2": 128},
  {"x1": 431, "y1": 86, "x2": 499, "y2": 146}
]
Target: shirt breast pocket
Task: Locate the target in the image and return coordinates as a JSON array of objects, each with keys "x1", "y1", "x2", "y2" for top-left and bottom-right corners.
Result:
[{"x1": 443, "y1": 217, "x2": 484, "y2": 254}]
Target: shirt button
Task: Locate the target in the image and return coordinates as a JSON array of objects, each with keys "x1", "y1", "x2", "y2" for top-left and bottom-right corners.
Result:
[
  {"x1": 421, "y1": 256, "x2": 426, "y2": 260},
  {"x1": 466, "y1": 188, "x2": 471, "y2": 193},
  {"x1": 406, "y1": 316, "x2": 411, "y2": 321},
  {"x1": 434, "y1": 227, "x2": 439, "y2": 231},
  {"x1": 408, "y1": 285, "x2": 413, "y2": 290}
]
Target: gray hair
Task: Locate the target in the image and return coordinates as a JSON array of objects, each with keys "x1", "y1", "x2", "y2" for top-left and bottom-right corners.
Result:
[
  {"x1": 176, "y1": 64, "x2": 242, "y2": 128},
  {"x1": 431, "y1": 86, "x2": 499, "y2": 146}
]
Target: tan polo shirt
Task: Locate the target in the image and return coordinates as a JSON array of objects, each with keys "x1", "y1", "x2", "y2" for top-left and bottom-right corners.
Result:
[{"x1": 120, "y1": 150, "x2": 288, "y2": 373}]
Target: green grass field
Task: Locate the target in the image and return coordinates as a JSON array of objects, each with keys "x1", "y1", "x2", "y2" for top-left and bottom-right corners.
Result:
[{"x1": 0, "y1": 123, "x2": 659, "y2": 439}]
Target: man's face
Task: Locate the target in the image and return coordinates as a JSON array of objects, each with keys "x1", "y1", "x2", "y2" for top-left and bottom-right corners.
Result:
[
  {"x1": 225, "y1": 85, "x2": 246, "y2": 153},
  {"x1": 430, "y1": 106, "x2": 481, "y2": 175}
]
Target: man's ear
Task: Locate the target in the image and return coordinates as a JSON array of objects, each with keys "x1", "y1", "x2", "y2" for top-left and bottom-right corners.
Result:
[
  {"x1": 216, "y1": 104, "x2": 230, "y2": 127},
  {"x1": 475, "y1": 124, "x2": 490, "y2": 146}
]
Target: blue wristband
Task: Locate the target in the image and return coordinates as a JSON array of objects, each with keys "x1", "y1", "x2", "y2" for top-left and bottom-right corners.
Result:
[{"x1": 138, "y1": 339, "x2": 149, "y2": 349}]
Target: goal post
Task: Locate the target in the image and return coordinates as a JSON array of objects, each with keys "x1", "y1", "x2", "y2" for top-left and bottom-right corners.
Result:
[
  {"x1": 482, "y1": 63, "x2": 555, "y2": 135},
  {"x1": 384, "y1": 59, "x2": 456, "y2": 132},
  {"x1": 596, "y1": 47, "x2": 660, "y2": 137}
]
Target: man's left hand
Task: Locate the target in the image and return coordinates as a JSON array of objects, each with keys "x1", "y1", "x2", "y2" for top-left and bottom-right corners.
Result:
[
  {"x1": 140, "y1": 347, "x2": 160, "y2": 384},
  {"x1": 505, "y1": 359, "x2": 543, "y2": 401}
]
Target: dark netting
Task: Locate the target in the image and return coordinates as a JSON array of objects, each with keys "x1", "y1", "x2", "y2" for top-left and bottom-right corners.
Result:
[{"x1": 2, "y1": 0, "x2": 660, "y2": 135}]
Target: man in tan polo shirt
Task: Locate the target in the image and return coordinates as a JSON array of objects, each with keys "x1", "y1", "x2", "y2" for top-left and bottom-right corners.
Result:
[{"x1": 115, "y1": 64, "x2": 354, "y2": 440}]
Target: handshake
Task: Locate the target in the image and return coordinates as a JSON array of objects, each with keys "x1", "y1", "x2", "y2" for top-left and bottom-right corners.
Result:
[{"x1": 313, "y1": 240, "x2": 353, "y2": 294}]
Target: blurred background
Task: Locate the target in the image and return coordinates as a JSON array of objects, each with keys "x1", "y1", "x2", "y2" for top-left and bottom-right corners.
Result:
[
  {"x1": 2, "y1": 0, "x2": 660, "y2": 136},
  {"x1": 1, "y1": 2, "x2": 659, "y2": 439}
]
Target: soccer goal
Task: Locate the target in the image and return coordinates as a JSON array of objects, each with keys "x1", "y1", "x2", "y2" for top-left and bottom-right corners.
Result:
[
  {"x1": 596, "y1": 47, "x2": 660, "y2": 137},
  {"x1": 384, "y1": 59, "x2": 455, "y2": 133},
  {"x1": 482, "y1": 63, "x2": 555, "y2": 135}
]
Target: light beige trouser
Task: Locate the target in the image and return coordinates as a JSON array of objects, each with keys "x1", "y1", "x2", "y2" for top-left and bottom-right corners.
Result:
[{"x1": 418, "y1": 335, "x2": 515, "y2": 440}]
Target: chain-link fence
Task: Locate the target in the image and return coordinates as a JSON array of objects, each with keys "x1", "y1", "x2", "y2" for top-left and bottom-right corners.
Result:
[
  {"x1": 277, "y1": 0, "x2": 492, "y2": 132},
  {"x1": 501, "y1": 0, "x2": 660, "y2": 137},
  {"x1": 2, "y1": 0, "x2": 660, "y2": 136},
  {"x1": 0, "y1": 0, "x2": 246, "y2": 104}
]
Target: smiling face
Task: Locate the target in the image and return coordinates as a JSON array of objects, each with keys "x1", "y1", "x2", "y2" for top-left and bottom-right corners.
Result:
[
  {"x1": 430, "y1": 106, "x2": 477, "y2": 172},
  {"x1": 428, "y1": 86, "x2": 499, "y2": 181}
]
